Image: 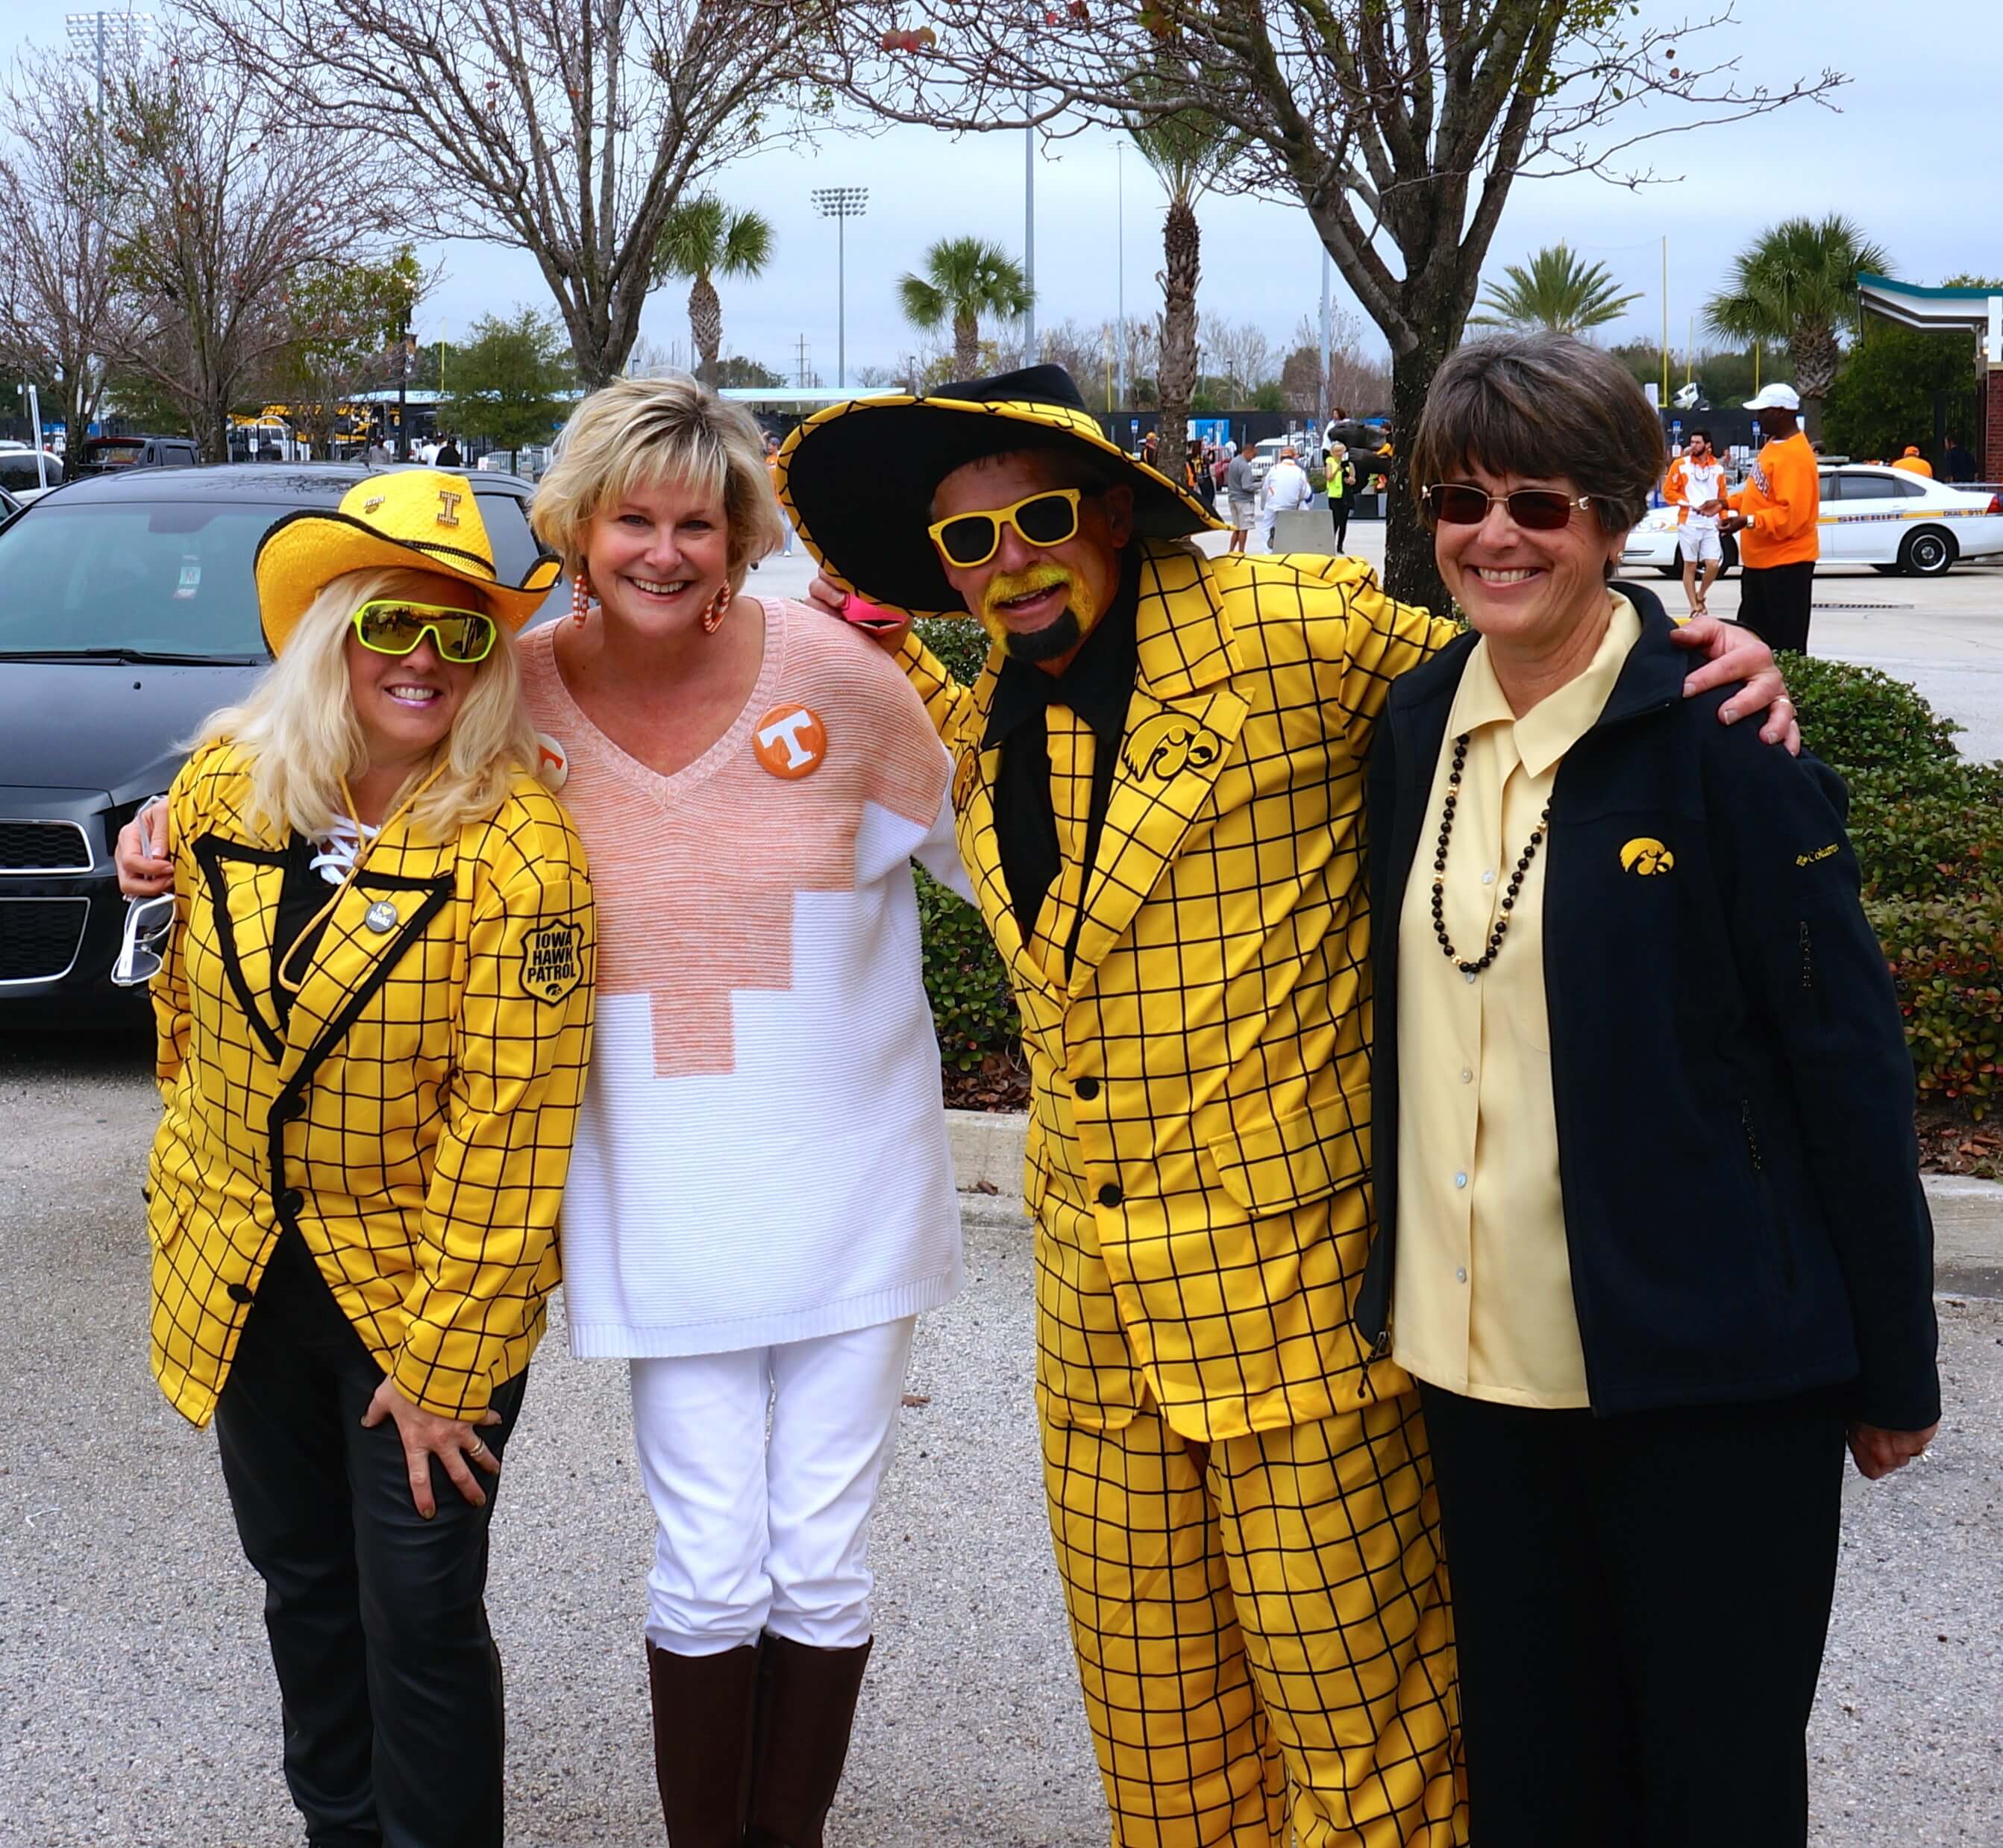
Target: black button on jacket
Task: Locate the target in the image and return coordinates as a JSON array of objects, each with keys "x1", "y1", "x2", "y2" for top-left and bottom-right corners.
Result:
[{"x1": 1358, "y1": 586, "x2": 1940, "y2": 1432}]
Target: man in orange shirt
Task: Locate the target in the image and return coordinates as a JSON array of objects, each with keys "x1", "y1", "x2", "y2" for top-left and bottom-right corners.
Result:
[
  {"x1": 1720, "y1": 383, "x2": 1820, "y2": 653},
  {"x1": 1890, "y1": 445, "x2": 1934, "y2": 478}
]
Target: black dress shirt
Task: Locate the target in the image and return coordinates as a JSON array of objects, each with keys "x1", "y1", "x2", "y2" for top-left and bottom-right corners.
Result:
[{"x1": 985, "y1": 556, "x2": 1141, "y2": 968}]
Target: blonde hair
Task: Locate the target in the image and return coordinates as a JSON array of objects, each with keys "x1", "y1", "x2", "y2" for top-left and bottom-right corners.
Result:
[
  {"x1": 195, "y1": 567, "x2": 540, "y2": 840},
  {"x1": 530, "y1": 375, "x2": 787, "y2": 595}
]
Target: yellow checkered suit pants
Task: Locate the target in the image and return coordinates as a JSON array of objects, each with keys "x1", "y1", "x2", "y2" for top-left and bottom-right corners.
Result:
[{"x1": 1044, "y1": 1389, "x2": 1463, "y2": 1847}]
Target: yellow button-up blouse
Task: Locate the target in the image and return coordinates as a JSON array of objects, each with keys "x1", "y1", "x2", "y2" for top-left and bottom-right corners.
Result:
[{"x1": 1391, "y1": 595, "x2": 1641, "y2": 1408}]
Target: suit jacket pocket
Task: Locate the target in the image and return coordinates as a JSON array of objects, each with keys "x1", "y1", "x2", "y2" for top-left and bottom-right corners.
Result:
[{"x1": 1209, "y1": 1091, "x2": 1370, "y2": 1218}]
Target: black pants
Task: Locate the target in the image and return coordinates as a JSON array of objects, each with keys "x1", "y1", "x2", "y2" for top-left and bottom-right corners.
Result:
[
  {"x1": 214, "y1": 1229, "x2": 527, "y2": 1847},
  {"x1": 1331, "y1": 495, "x2": 1350, "y2": 553},
  {"x1": 1737, "y1": 560, "x2": 1815, "y2": 654},
  {"x1": 1419, "y1": 1382, "x2": 1846, "y2": 1848}
]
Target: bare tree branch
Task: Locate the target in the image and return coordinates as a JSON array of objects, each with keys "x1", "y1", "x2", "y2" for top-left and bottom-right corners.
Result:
[
  {"x1": 94, "y1": 51, "x2": 390, "y2": 460},
  {"x1": 806, "y1": 0, "x2": 1844, "y2": 604},
  {"x1": 0, "y1": 46, "x2": 128, "y2": 456},
  {"x1": 189, "y1": 0, "x2": 824, "y2": 383}
]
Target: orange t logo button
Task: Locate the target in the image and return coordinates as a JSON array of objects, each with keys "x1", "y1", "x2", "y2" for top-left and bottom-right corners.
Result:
[{"x1": 753, "y1": 704, "x2": 827, "y2": 779}]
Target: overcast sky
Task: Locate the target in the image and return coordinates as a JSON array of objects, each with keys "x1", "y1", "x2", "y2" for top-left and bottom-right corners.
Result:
[{"x1": 7, "y1": 0, "x2": 1998, "y2": 389}]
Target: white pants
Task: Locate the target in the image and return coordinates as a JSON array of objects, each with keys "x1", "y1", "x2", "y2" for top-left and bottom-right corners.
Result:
[
  {"x1": 1678, "y1": 525, "x2": 1723, "y2": 564},
  {"x1": 630, "y1": 1317, "x2": 916, "y2": 1657}
]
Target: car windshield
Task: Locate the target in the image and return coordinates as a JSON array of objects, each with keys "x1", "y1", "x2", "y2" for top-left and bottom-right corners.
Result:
[{"x1": 0, "y1": 501, "x2": 273, "y2": 660}]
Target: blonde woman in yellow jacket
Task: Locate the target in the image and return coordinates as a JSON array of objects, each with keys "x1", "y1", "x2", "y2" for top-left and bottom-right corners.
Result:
[{"x1": 126, "y1": 472, "x2": 593, "y2": 1848}]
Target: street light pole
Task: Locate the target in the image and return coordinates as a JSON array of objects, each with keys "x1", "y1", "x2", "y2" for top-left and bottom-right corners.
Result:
[
  {"x1": 1116, "y1": 140, "x2": 1126, "y2": 407},
  {"x1": 1024, "y1": 128, "x2": 1036, "y2": 367},
  {"x1": 1319, "y1": 245, "x2": 1332, "y2": 439},
  {"x1": 64, "y1": 10, "x2": 155, "y2": 464},
  {"x1": 811, "y1": 187, "x2": 868, "y2": 389}
]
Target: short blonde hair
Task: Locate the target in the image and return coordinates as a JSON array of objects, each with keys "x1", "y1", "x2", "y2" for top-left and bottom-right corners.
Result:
[
  {"x1": 531, "y1": 375, "x2": 786, "y2": 595},
  {"x1": 195, "y1": 567, "x2": 540, "y2": 840}
]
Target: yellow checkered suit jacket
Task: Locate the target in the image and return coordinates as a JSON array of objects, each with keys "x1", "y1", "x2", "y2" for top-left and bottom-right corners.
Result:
[
  {"x1": 147, "y1": 742, "x2": 595, "y2": 1428},
  {"x1": 900, "y1": 542, "x2": 1451, "y2": 1441}
]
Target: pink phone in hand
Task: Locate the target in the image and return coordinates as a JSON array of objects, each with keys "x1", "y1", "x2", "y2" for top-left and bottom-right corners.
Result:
[{"x1": 841, "y1": 592, "x2": 903, "y2": 632}]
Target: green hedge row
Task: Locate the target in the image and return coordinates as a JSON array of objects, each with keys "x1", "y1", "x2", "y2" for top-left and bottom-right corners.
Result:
[
  {"x1": 912, "y1": 624, "x2": 2002, "y2": 1117},
  {"x1": 911, "y1": 620, "x2": 1021, "y2": 1071},
  {"x1": 1785, "y1": 653, "x2": 2001, "y2": 1118}
]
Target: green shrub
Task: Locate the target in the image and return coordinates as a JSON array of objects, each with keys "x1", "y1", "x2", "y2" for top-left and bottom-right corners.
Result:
[
  {"x1": 908, "y1": 621, "x2": 1018, "y2": 1073},
  {"x1": 915, "y1": 865, "x2": 1019, "y2": 1071},
  {"x1": 1846, "y1": 765, "x2": 2003, "y2": 905},
  {"x1": 913, "y1": 616, "x2": 991, "y2": 689},
  {"x1": 1793, "y1": 660, "x2": 2003, "y2": 1118},
  {"x1": 1781, "y1": 651, "x2": 1963, "y2": 775},
  {"x1": 1867, "y1": 894, "x2": 2003, "y2": 1117}
]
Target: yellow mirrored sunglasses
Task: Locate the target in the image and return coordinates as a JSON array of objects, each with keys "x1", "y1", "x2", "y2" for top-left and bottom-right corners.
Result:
[
  {"x1": 926, "y1": 487, "x2": 1085, "y2": 569},
  {"x1": 349, "y1": 598, "x2": 498, "y2": 665}
]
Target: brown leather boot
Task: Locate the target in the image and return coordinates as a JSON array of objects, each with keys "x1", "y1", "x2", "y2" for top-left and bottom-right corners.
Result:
[
  {"x1": 742, "y1": 1634, "x2": 874, "y2": 1848},
  {"x1": 645, "y1": 1640, "x2": 759, "y2": 1845}
]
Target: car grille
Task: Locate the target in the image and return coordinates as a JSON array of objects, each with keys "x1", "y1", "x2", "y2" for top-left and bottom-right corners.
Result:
[
  {"x1": 0, "y1": 898, "x2": 90, "y2": 983},
  {"x1": 0, "y1": 821, "x2": 93, "y2": 872}
]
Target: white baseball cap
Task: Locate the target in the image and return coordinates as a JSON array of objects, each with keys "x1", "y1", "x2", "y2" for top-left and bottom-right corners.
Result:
[{"x1": 1743, "y1": 383, "x2": 1802, "y2": 412}]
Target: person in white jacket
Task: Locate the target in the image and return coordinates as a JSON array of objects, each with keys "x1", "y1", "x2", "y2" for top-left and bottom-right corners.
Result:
[{"x1": 1258, "y1": 446, "x2": 1311, "y2": 552}]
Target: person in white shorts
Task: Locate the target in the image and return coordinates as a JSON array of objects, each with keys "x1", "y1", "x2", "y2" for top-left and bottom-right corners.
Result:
[{"x1": 1668, "y1": 429, "x2": 1727, "y2": 616}]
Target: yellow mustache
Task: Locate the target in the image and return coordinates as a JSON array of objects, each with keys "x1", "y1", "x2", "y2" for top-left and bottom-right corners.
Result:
[{"x1": 979, "y1": 565, "x2": 1076, "y2": 635}]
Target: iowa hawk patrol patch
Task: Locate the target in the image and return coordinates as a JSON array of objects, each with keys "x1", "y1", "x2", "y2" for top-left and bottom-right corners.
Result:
[{"x1": 521, "y1": 918, "x2": 584, "y2": 1003}]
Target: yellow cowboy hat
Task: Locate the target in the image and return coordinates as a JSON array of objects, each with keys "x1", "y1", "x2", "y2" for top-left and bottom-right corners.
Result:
[
  {"x1": 253, "y1": 469, "x2": 563, "y2": 654},
  {"x1": 775, "y1": 365, "x2": 1223, "y2": 621}
]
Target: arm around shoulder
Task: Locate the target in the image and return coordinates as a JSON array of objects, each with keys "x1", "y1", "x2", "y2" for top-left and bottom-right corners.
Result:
[{"x1": 394, "y1": 809, "x2": 595, "y2": 1420}]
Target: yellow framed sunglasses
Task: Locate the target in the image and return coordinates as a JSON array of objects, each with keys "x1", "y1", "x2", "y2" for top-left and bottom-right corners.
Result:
[
  {"x1": 349, "y1": 598, "x2": 498, "y2": 665},
  {"x1": 926, "y1": 487, "x2": 1085, "y2": 569}
]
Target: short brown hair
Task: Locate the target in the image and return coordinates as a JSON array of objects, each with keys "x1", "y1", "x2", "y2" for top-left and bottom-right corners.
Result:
[{"x1": 1408, "y1": 333, "x2": 1665, "y2": 534}]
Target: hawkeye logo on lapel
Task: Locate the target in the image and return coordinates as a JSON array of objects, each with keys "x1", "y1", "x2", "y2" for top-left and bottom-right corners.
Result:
[
  {"x1": 1619, "y1": 836, "x2": 1676, "y2": 877},
  {"x1": 521, "y1": 919, "x2": 584, "y2": 1003},
  {"x1": 1122, "y1": 712, "x2": 1226, "y2": 782},
  {"x1": 953, "y1": 751, "x2": 979, "y2": 812}
]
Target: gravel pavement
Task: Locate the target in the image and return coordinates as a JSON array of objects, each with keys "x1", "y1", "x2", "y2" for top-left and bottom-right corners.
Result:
[{"x1": 4, "y1": 1039, "x2": 2000, "y2": 1846}]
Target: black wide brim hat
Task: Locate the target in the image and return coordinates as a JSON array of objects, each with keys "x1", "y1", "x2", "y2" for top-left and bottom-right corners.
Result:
[{"x1": 775, "y1": 365, "x2": 1223, "y2": 621}]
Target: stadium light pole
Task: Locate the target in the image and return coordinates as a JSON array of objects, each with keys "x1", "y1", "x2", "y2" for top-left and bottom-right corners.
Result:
[
  {"x1": 811, "y1": 187, "x2": 868, "y2": 389},
  {"x1": 63, "y1": 10, "x2": 156, "y2": 470}
]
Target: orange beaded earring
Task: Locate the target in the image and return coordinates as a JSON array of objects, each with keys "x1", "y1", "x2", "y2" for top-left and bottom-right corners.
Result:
[
  {"x1": 701, "y1": 583, "x2": 732, "y2": 635},
  {"x1": 571, "y1": 568, "x2": 593, "y2": 627}
]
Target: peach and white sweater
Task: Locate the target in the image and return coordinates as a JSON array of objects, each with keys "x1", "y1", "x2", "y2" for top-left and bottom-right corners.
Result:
[{"x1": 518, "y1": 601, "x2": 971, "y2": 1356}]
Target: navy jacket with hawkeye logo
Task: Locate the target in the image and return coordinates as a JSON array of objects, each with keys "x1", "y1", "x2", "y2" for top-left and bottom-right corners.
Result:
[{"x1": 1357, "y1": 585, "x2": 1940, "y2": 1433}]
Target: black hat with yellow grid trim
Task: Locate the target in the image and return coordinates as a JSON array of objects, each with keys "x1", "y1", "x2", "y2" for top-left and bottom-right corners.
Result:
[
  {"x1": 254, "y1": 469, "x2": 563, "y2": 654},
  {"x1": 776, "y1": 365, "x2": 1223, "y2": 621}
]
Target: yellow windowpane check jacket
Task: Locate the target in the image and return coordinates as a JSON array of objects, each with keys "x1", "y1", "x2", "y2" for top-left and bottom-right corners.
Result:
[
  {"x1": 147, "y1": 742, "x2": 595, "y2": 1429},
  {"x1": 899, "y1": 541, "x2": 1453, "y2": 1441}
]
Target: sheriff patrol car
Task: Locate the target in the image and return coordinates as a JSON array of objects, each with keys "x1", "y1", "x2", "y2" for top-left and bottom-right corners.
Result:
[{"x1": 1621, "y1": 464, "x2": 2003, "y2": 577}]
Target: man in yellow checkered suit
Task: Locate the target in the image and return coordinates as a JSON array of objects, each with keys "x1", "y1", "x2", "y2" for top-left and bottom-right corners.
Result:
[{"x1": 778, "y1": 369, "x2": 1788, "y2": 1846}]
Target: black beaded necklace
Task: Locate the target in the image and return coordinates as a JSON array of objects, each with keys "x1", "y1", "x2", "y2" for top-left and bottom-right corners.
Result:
[{"x1": 1430, "y1": 733, "x2": 1550, "y2": 976}]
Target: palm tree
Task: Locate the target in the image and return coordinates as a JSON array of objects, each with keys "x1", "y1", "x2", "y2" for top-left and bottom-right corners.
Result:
[
  {"x1": 1705, "y1": 216, "x2": 1893, "y2": 442},
  {"x1": 651, "y1": 195, "x2": 774, "y2": 391},
  {"x1": 1129, "y1": 101, "x2": 1240, "y2": 463},
  {"x1": 1469, "y1": 244, "x2": 1643, "y2": 336},
  {"x1": 897, "y1": 237, "x2": 1032, "y2": 380}
]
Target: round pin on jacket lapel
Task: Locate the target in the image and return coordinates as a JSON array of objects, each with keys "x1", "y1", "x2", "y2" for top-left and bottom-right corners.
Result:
[{"x1": 364, "y1": 899, "x2": 400, "y2": 934}]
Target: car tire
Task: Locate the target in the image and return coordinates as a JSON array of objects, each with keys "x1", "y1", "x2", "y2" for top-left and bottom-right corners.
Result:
[
  {"x1": 1899, "y1": 527, "x2": 1956, "y2": 577},
  {"x1": 1870, "y1": 562, "x2": 1902, "y2": 574},
  {"x1": 1656, "y1": 563, "x2": 1681, "y2": 579},
  {"x1": 1719, "y1": 531, "x2": 1738, "y2": 577}
]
